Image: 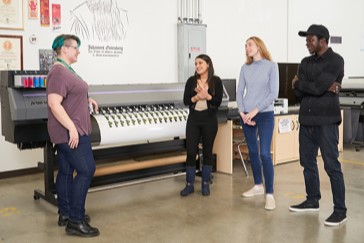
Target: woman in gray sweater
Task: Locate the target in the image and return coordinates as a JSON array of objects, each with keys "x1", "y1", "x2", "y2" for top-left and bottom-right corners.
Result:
[{"x1": 236, "y1": 36, "x2": 279, "y2": 210}]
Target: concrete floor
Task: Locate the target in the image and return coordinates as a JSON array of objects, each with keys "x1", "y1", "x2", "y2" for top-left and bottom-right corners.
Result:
[{"x1": 0, "y1": 145, "x2": 363, "y2": 243}]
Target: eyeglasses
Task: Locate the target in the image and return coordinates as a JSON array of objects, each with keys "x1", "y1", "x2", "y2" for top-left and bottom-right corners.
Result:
[{"x1": 65, "y1": 45, "x2": 79, "y2": 51}]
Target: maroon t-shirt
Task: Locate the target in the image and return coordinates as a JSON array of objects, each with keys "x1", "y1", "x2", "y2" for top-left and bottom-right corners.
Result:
[{"x1": 46, "y1": 64, "x2": 91, "y2": 144}]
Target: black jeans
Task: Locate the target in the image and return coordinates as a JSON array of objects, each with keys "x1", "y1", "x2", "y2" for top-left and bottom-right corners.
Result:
[
  {"x1": 299, "y1": 124, "x2": 347, "y2": 214},
  {"x1": 185, "y1": 110, "x2": 218, "y2": 167}
]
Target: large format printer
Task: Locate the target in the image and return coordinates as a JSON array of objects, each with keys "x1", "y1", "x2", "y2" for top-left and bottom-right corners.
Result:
[
  {"x1": 1, "y1": 70, "x2": 230, "y2": 205},
  {"x1": 339, "y1": 78, "x2": 364, "y2": 150}
]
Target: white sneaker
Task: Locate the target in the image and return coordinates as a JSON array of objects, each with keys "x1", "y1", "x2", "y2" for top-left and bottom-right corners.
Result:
[
  {"x1": 242, "y1": 185, "x2": 264, "y2": 198},
  {"x1": 265, "y1": 195, "x2": 276, "y2": 210}
]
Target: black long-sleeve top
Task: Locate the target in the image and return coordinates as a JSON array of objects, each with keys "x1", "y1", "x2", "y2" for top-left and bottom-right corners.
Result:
[
  {"x1": 183, "y1": 75, "x2": 223, "y2": 114},
  {"x1": 294, "y1": 47, "x2": 344, "y2": 126}
]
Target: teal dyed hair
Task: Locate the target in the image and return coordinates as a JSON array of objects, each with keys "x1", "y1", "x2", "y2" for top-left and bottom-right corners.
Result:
[{"x1": 52, "y1": 34, "x2": 81, "y2": 51}]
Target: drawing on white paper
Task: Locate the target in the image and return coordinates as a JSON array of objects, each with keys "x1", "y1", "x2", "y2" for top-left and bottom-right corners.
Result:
[{"x1": 70, "y1": 0, "x2": 129, "y2": 42}]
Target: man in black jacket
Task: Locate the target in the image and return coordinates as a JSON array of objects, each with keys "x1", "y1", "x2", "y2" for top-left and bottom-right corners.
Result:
[{"x1": 289, "y1": 24, "x2": 347, "y2": 227}]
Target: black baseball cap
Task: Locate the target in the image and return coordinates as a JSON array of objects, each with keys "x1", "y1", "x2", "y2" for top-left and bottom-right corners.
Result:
[{"x1": 298, "y1": 24, "x2": 330, "y2": 39}]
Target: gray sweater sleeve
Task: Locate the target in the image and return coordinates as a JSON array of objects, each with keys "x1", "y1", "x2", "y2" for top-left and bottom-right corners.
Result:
[{"x1": 236, "y1": 66, "x2": 246, "y2": 113}]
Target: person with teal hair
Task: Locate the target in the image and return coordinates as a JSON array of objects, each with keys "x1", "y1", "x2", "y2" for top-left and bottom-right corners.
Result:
[
  {"x1": 51, "y1": 34, "x2": 81, "y2": 51},
  {"x1": 47, "y1": 34, "x2": 100, "y2": 237}
]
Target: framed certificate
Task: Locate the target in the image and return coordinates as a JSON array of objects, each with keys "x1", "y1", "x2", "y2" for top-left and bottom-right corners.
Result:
[
  {"x1": 0, "y1": 0, "x2": 24, "y2": 30},
  {"x1": 0, "y1": 35, "x2": 23, "y2": 70}
]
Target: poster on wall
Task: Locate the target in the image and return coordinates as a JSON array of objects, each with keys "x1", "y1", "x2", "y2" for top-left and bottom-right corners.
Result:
[
  {"x1": 40, "y1": 0, "x2": 49, "y2": 26},
  {"x1": 0, "y1": 0, "x2": 24, "y2": 30},
  {"x1": 28, "y1": 0, "x2": 38, "y2": 20},
  {"x1": 52, "y1": 4, "x2": 61, "y2": 32},
  {"x1": 69, "y1": 1, "x2": 129, "y2": 58},
  {"x1": 39, "y1": 49, "x2": 55, "y2": 71},
  {"x1": 0, "y1": 35, "x2": 23, "y2": 70}
]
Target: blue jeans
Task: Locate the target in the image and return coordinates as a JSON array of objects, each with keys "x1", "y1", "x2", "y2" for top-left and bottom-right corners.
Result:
[
  {"x1": 299, "y1": 124, "x2": 347, "y2": 214},
  {"x1": 55, "y1": 135, "x2": 96, "y2": 221},
  {"x1": 241, "y1": 111, "x2": 274, "y2": 194}
]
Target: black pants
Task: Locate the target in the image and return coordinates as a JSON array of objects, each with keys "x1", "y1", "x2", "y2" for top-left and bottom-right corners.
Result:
[
  {"x1": 185, "y1": 110, "x2": 218, "y2": 167},
  {"x1": 299, "y1": 124, "x2": 346, "y2": 214}
]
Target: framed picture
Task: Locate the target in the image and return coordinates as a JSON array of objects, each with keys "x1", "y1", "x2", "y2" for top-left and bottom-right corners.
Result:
[
  {"x1": 0, "y1": 35, "x2": 23, "y2": 70},
  {"x1": 0, "y1": 0, "x2": 24, "y2": 30},
  {"x1": 39, "y1": 49, "x2": 56, "y2": 71}
]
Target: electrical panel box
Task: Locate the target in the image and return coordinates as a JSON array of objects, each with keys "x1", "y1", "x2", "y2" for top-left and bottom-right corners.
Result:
[{"x1": 177, "y1": 23, "x2": 206, "y2": 83}]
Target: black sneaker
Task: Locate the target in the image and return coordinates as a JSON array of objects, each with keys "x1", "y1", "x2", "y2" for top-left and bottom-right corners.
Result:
[
  {"x1": 289, "y1": 200, "x2": 319, "y2": 212},
  {"x1": 324, "y1": 212, "x2": 347, "y2": 226}
]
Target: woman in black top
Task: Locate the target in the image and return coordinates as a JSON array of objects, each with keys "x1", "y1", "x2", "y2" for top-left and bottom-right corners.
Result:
[{"x1": 181, "y1": 54, "x2": 223, "y2": 196}]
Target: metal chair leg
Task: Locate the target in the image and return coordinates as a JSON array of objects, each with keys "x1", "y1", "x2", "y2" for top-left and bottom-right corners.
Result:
[{"x1": 238, "y1": 143, "x2": 249, "y2": 177}]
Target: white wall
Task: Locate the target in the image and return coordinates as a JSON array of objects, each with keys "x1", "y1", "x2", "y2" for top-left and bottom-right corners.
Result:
[
  {"x1": 203, "y1": 0, "x2": 288, "y2": 80},
  {"x1": 1, "y1": 0, "x2": 364, "y2": 172},
  {"x1": 288, "y1": 0, "x2": 364, "y2": 77}
]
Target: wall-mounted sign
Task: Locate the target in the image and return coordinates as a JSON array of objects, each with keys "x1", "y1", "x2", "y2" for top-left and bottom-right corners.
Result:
[
  {"x1": 29, "y1": 34, "x2": 37, "y2": 44},
  {"x1": 0, "y1": 0, "x2": 24, "y2": 30},
  {"x1": 0, "y1": 35, "x2": 23, "y2": 70}
]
